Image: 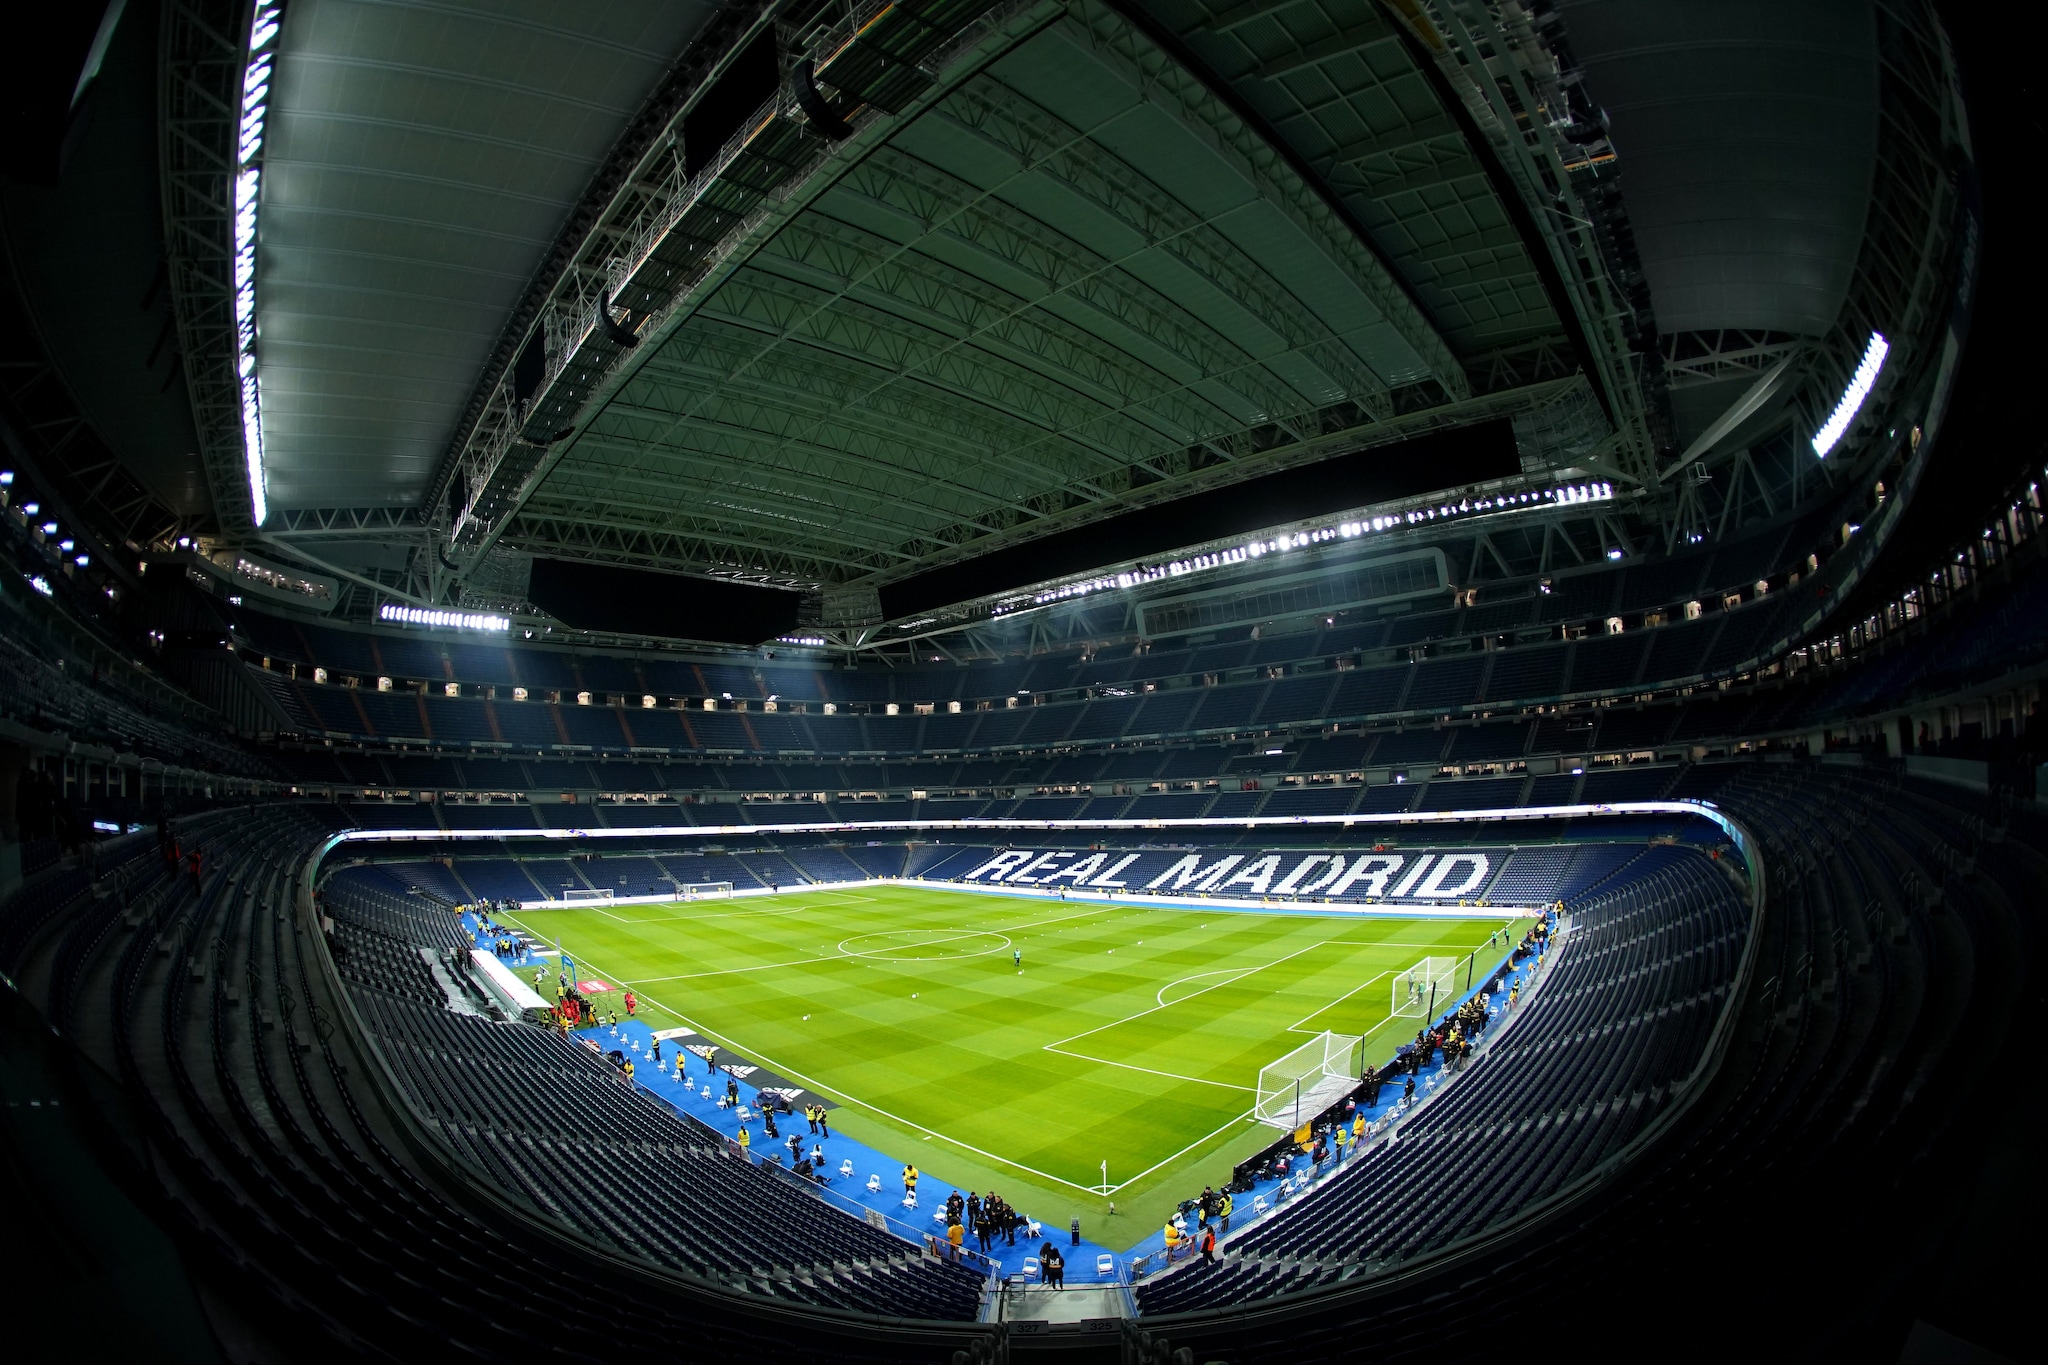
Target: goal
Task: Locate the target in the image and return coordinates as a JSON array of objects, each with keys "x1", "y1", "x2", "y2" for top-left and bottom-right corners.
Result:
[
  {"x1": 1392, "y1": 957, "x2": 1461, "y2": 1020},
  {"x1": 558, "y1": 887, "x2": 614, "y2": 905},
  {"x1": 671, "y1": 881, "x2": 735, "y2": 901},
  {"x1": 1255, "y1": 1030, "x2": 1362, "y2": 1129}
]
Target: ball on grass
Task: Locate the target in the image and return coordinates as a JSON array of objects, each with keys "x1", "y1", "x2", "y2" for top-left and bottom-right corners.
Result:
[
  {"x1": 803, "y1": 1014, "x2": 810, "y2": 1021},
  {"x1": 911, "y1": 992, "x2": 918, "y2": 998}
]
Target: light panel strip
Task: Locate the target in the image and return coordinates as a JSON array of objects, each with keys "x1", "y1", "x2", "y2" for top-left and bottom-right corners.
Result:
[
  {"x1": 234, "y1": 1, "x2": 284, "y2": 526},
  {"x1": 1811, "y1": 331, "x2": 1888, "y2": 458},
  {"x1": 378, "y1": 603, "x2": 511, "y2": 632},
  {"x1": 997, "y1": 481, "x2": 1616, "y2": 614}
]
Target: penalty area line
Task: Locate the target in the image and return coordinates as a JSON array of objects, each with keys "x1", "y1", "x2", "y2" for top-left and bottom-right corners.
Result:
[
  {"x1": 1044, "y1": 939, "x2": 1334, "y2": 1052},
  {"x1": 1040, "y1": 1044, "x2": 1257, "y2": 1093},
  {"x1": 1105, "y1": 1111, "x2": 1261, "y2": 1194},
  {"x1": 1283, "y1": 969, "x2": 1396, "y2": 1034}
]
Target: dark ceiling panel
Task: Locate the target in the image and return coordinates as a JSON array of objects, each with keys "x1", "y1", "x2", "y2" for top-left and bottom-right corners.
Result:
[
  {"x1": 1, "y1": 0, "x2": 210, "y2": 517},
  {"x1": 528, "y1": 557, "x2": 801, "y2": 645}
]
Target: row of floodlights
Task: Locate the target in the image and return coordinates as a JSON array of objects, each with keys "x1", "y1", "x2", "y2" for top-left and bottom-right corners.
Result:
[
  {"x1": 1812, "y1": 332, "x2": 1888, "y2": 459},
  {"x1": 1005, "y1": 481, "x2": 1618, "y2": 612},
  {"x1": 4, "y1": 473, "x2": 91, "y2": 568},
  {"x1": 378, "y1": 603, "x2": 510, "y2": 632},
  {"x1": 233, "y1": 1, "x2": 284, "y2": 525}
]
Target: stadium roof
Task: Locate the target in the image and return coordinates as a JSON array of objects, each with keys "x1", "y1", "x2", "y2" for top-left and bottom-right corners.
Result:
[{"x1": 4, "y1": 0, "x2": 1969, "y2": 642}]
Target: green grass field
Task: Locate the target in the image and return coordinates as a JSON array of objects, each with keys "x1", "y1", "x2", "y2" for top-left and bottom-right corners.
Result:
[{"x1": 507, "y1": 885, "x2": 1526, "y2": 1239}]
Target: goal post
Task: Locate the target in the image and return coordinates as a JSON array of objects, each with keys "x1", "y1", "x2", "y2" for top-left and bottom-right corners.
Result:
[
  {"x1": 1255, "y1": 1030, "x2": 1363, "y2": 1129},
  {"x1": 671, "y1": 881, "x2": 734, "y2": 901},
  {"x1": 558, "y1": 887, "x2": 615, "y2": 905},
  {"x1": 1392, "y1": 957, "x2": 1460, "y2": 1020}
]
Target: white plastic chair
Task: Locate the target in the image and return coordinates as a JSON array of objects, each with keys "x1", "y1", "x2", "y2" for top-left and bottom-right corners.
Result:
[
  {"x1": 902, "y1": 1193, "x2": 918, "y2": 1210},
  {"x1": 1020, "y1": 1258, "x2": 1040, "y2": 1281},
  {"x1": 866, "y1": 1174, "x2": 882, "y2": 1193},
  {"x1": 839, "y1": 1159, "x2": 855, "y2": 1179},
  {"x1": 1096, "y1": 1253, "x2": 1114, "y2": 1278},
  {"x1": 1025, "y1": 1219, "x2": 1041, "y2": 1238},
  {"x1": 1252, "y1": 1195, "x2": 1269, "y2": 1215}
]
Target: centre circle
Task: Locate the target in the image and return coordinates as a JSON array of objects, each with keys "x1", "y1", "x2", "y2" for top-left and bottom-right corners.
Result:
[{"x1": 837, "y1": 930, "x2": 1013, "y2": 962}]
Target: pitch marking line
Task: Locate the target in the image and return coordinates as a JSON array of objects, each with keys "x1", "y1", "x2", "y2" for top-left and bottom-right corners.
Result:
[
  {"x1": 1042, "y1": 939, "x2": 1335, "y2": 1053},
  {"x1": 594, "y1": 904, "x2": 809, "y2": 924},
  {"x1": 1114, "y1": 1111, "x2": 1262, "y2": 1192},
  {"x1": 1038, "y1": 1046, "x2": 1256, "y2": 1093},
  {"x1": 528, "y1": 900, "x2": 810, "y2": 923},
  {"x1": 1284, "y1": 970, "x2": 1396, "y2": 1034},
  {"x1": 836, "y1": 929, "x2": 1014, "y2": 962},
  {"x1": 612, "y1": 901, "x2": 1121, "y2": 983},
  {"x1": 1145, "y1": 941, "x2": 1459, "y2": 1011},
  {"x1": 1155, "y1": 966, "x2": 1254, "y2": 1008}
]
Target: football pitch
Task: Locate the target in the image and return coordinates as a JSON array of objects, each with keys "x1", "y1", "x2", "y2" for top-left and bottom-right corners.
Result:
[{"x1": 507, "y1": 884, "x2": 1528, "y2": 1236}]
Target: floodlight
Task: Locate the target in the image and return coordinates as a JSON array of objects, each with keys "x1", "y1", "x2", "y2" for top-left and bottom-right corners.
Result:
[
  {"x1": 0, "y1": 471, "x2": 12, "y2": 484},
  {"x1": 42, "y1": 522, "x2": 58, "y2": 536},
  {"x1": 1812, "y1": 332, "x2": 1888, "y2": 457},
  {"x1": 59, "y1": 539, "x2": 75, "y2": 552},
  {"x1": 23, "y1": 503, "x2": 39, "y2": 515},
  {"x1": 230, "y1": 1, "x2": 285, "y2": 525},
  {"x1": 376, "y1": 603, "x2": 509, "y2": 633}
]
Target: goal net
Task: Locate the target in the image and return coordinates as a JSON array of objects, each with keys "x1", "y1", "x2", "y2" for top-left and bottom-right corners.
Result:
[
  {"x1": 1255, "y1": 1030, "x2": 1362, "y2": 1129},
  {"x1": 671, "y1": 881, "x2": 735, "y2": 901},
  {"x1": 558, "y1": 887, "x2": 614, "y2": 905},
  {"x1": 1392, "y1": 957, "x2": 1461, "y2": 1020}
]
